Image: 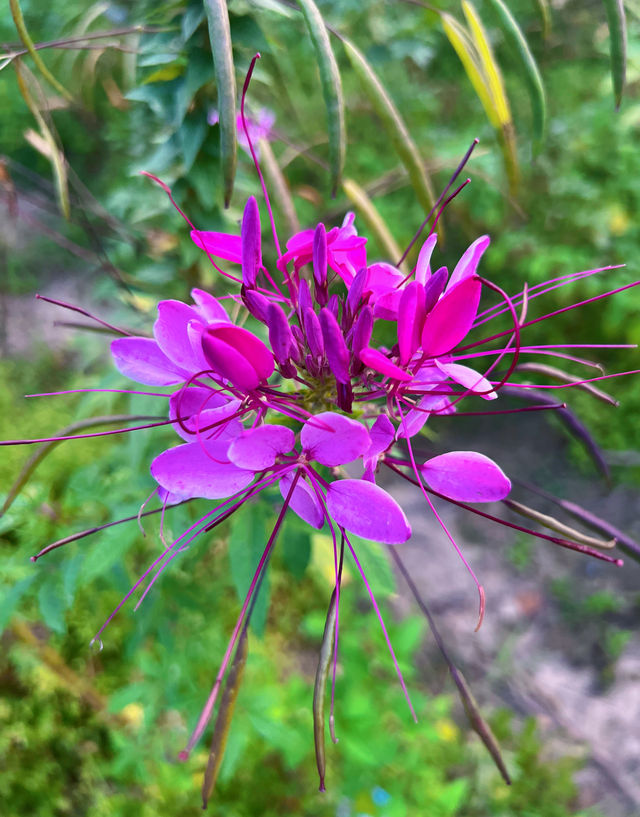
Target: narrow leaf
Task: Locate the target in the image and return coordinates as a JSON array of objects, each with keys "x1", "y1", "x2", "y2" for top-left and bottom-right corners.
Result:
[
  {"x1": 463, "y1": 1, "x2": 511, "y2": 126},
  {"x1": 342, "y1": 178, "x2": 405, "y2": 268},
  {"x1": 202, "y1": 629, "x2": 248, "y2": 808},
  {"x1": 342, "y1": 37, "x2": 436, "y2": 216},
  {"x1": 602, "y1": 0, "x2": 627, "y2": 109},
  {"x1": 442, "y1": 13, "x2": 499, "y2": 128},
  {"x1": 462, "y1": 1, "x2": 518, "y2": 190},
  {"x1": 9, "y1": 0, "x2": 73, "y2": 101},
  {"x1": 313, "y1": 590, "x2": 336, "y2": 792},
  {"x1": 14, "y1": 61, "x2": 70, "y2": 219},
  {"x1": 485, "y1": 0, "x2": 546, "y2": 151},
  {"x1": 203, "y1": 0, "x2": 237, "y2": 206},
  {"x1": 297, "y1": 0, "x2": 345, "y2": 195}
]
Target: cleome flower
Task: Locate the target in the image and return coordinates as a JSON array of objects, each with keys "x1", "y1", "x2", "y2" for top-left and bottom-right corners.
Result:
[{"x1": 7, "y1": 60, "x2": 639, "y2": 802}]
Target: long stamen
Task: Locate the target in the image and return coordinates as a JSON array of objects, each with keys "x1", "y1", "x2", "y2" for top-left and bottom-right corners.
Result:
[
  {"x1": 180, "y1": 469, "x2": 302, "y2": 758},
  {"x1": 342, "y1": 530, "x2": 417, "y2": 722},
  {"x1": 397, "y1": 137, "x2": 479, "y2": 266},
  {"x1": 35, "y1": 294, "x2": 136, "y2": 336}
]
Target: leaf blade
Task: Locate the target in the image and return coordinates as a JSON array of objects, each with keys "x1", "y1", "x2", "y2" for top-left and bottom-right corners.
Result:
[
  {"x1": 602, "y1": 0, "x2": 627, "y2": 109},
  {"x1": 203, "y1": 0, "x2": 237, "y2": 206}
]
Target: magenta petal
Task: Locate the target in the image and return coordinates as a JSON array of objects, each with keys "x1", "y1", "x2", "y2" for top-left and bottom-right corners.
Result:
[
  {"x1": 201, "y1": 335, "x2": 260, "y2": 391},
  {"x1": 421, "y1": 451, "x2": 511, "y2": 502},
  {"x1": 241, "y1": 196, "x2": 261, "y2": 288},
  {"x1": 319, "y1": 307, "x2": 351, "y2": 384},
  {"x1": 191, "y1": 288, "x2": 229, "y2": 323},
  {"x1": 280, "y1": 471, "x2": 324, "y2": 529},
  {"x1": 423, "y1": 266, "x2": 448, "y2": 314},
  {"x1": 372, "y1": 289, "x2": 403, "y2": 321},
  {"x1": 301, "y1": 411, "x2": 370, "y2": 467},
  {"x1": 154, "y1": 300, "x2": 204, "y2": 371},
  {"x1": 359, "y1": 347, "x2": 412, "y2": 382},
  {"x1": 447, "y1": 235, "x2": 490, "y2": 291},
  {"x1": 202, "y1": 324, "x2": 274, "y2": 389},
  {"x1": 267, "y1": 303, "x2": 293, "y2": 364},
  {"x1": 415, "y1": 233, "x2": 438, "y2": 285},
  {"x1": 421, "y1": 276, "x2": 481, "y2": 357},
  {"x1": 326, "y1": 479, "x2": 411, "y2": 543},
  {"x1": 303, "y1": 308, "x2": 324, "y2": 357},
  {"x1": 228, "y1": 424, "x2": 295, "y2": 470},
  {"x1": 111, "y1": 337, "x2": 187, "y2": 385},
  {"x1": 397, "y1": 281, "x2": 426, "y2": 365},
  {"x1": 191, "y1": 230, "x2": 242, "y2": 263},
  {"x1": 367, "y1": 414, "x2": 395, "y2": 457},
  {"x1": 313, "y1": 222, "x2": 328, "y2": 288},
  {"x1": 151, "y1": 441, "x2": 254, "y2": 500},
  {"x1": 351, "y1": 305, "x2": 373, "y2": 359},
  {"x1": 169, "y1": 387, "x2": 240, "y2": 442},
  {"x1": 436, "y1": 360, "x2": 497, "y2": 400}
]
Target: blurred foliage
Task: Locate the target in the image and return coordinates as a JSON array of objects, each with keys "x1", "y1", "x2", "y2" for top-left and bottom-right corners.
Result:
[{"x1": 1, "y1": 0, "x2": 639, "y2": 812}]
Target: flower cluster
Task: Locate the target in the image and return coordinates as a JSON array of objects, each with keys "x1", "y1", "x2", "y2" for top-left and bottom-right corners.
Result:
[{"x1": 10, "y1": 120, "x2": 637, "y2": 798}]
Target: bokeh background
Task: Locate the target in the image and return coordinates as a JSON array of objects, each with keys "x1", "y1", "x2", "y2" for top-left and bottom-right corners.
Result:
[{"x1": 1, "y1": 1, "x2": 640, "y2": 814}]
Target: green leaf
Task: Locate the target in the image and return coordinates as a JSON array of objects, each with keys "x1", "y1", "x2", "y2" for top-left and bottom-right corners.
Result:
[
  {"x1": 0, "y1": 575, "x2": 36, "y2": 632},
  {"x1": 485, "y1": 0, "x2": 546, "y2": 152},
  {"x1": 180, "y1": 115, "x2": 208, "y2": 172},
  {"x1": 347, "y1": 535, "x2": 395, "y2": 598},
  {"x1": 297, "y1": 0, "x2": 346, "y2": 196},
  {"x1": 280, "y1": 516, "x2": 312, "y2": 579},
  {"x1": 204, "y1": 0, "x2": 237, "y2": 206},
  {"x1": 342, "y1": 37, "x2": 436, "y2": 217},
  {"x1": 602, "y1": 0, "x2": 627, "y2": 109},
  {"x1": 38, "y1": 579, "x2": 66, "y2": 634},
  {"x1": 228, "y1": 503, "x2": 271, "y2": 636}
]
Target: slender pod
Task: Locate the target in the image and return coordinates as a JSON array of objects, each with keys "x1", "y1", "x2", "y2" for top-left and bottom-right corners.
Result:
[
  {"x1": 203, "y1": 0, "x2": 237, "y2": 206},
  {"x1": 297, "y1": 0, "x2": 346, "y2": 196},
  {"x1": 602, "y1": 0, "x2": 627, "y2": 109}
]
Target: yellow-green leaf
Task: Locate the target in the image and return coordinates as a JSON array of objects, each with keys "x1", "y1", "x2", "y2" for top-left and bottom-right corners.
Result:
[
  {"x1": 462, "y1": 1, "x2": 511, "y2": 127},
  {"x1": 485, "y1": 0, "x2": 546, "y2": 152}
]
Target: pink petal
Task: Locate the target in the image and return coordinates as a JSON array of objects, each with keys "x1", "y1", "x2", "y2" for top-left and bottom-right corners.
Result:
[
  {"x1": 326, "y1": 479, "x2": 411, "y2": 543},
  {"x1": 359, "y1": 347, "x2": 412, "y2": 382},
  {"x1": 421, "y1": 451, "x2": 511, "y2": 502},
  {"x1": 111, "y1": 337, "x2": 187, "y2": 385},
  {"x1": 151, "y1": 441, "x2": 254, "y2": 500},
  {"x1": 191, "y1": 288, "x2": 229, "y2": 323},
  {"x1": 421, "y1": 277, "x2": 481, "y2": 358},
  {"x1": 228, "y1": 424, "x2": 295, "y2": 470},
  {"x1": 202, "y1": 323, "x2": 274, "y2": 389},
  {"x1": 363, "y1": 414, "x2": 395, "y2": 476},
  {"x1": 154, "y1": 300, "x2": 204, "y2": 371},
  {"x1": 436, "y1": 361, "x2": 497, "y2": 400},
  {"x1": 191, "y1": 230, "x2": 242, "y2": 263},
  {"x1": 397, "y1": 281, "x2": 426, "y2": 365},
  {"x1": 280, "y1": 471, "x2": 324, "y2": 529},
  {"x1": 415, "y1": 233, "x2": 438, "y2": 285},
  {"x1": 372, "y1": 289, "x2": 403, "y2": 321},
  {"x1": 448, "y1": 235, "x2": 490, "y2": 291},
  {"x1": 169, "y1": 387, "x2": 240, "y2": 442},
  {"x1": 301, "y1": 412, "x2": 370, "y2": 467}
]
